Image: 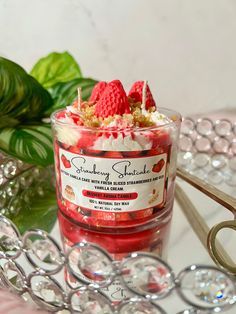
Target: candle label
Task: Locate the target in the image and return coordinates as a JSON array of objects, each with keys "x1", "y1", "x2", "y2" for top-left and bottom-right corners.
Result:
[{"x1": 59, "y1": 147, "x2": 169, "y2": 214}]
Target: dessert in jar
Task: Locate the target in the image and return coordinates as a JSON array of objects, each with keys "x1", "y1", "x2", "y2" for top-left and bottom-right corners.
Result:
[{"x1": 51, "y1": 80, "x2": 181, "y2": 298}]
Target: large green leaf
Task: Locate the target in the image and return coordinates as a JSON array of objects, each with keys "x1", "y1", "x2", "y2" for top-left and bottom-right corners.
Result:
[
  {"x1": 30, "y1": 52, "x2": 82, "y2": 89},
  {"x1": 13, "y1": 195, "x2": 57, "y2": 234},
  {"x1": 45, "y1": 77, "x2": 98, "y2": 116},
  {"x1": 0, "y1": 57, "x2": 53, "y2": 124},
  {"x1": 0, "y1": 124, "x2": 54, "y2": 166},
  {"x1": 10, "y1": 168, "x2": 57, "y2": 234}
]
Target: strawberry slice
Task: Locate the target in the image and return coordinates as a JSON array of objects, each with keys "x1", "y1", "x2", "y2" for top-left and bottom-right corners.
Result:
[
  {"x1": 89, "y1": 81, "x2": 107, "y2": 103},
  {"x1": 77, "y1": 130, "x2": 98, "y2": 149},
  {"x1": 152, "y1": 159, "x2": 165, "y2": 173},
  {"x1": 128, "y1": 81, "x2": 156, "y2": 109},
  {"x1": 68, "y1": 112, "x2": 84, "y2": 125},
  {"x1": 104, "y1": 151, "x2": 123, "y2": 158},
  {"x1": 95, "y1": 80, "x2": 131, "y2": 118},
  {"x1": 61, "y1": 155, "x2": 71, "y2": 168}
]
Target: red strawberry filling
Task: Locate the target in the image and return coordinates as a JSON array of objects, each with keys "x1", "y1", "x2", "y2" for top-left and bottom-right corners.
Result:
[{"x1": 58, "y1": 209, "x2": 168, "y2": 254}]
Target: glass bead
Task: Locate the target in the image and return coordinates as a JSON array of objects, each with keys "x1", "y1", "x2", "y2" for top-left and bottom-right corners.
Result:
[{"x1": 3, "y1": 159, "x2": 18, "y2": 179}]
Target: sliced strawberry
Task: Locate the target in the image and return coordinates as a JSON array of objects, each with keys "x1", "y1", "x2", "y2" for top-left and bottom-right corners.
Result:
[
  {"x1": 68, "y1": 112, "x2": 84, "y2": 125},
  {"x1": 89, "y1": 81, "x2": 107, "y2": 103},
  {"x1": 104, "y1": 151, "x2": 123, "y2": 158},
  {"x1": 64, "y1": 160, "x2": 71, "y2": 168},
  {"x1": 77, "y1": 131, "x2": 98, "y2": 149},
  {"x1": 56, "y1": 110, "x2": 66, "y2": 119},
  {"x1": 128, "y1": 81, "x2": 156, "y2": 109},
  {"x1": 61, "y1": 154, "x2": 71, "y2": 168},
  {"x1": 154, "y1": 131, "x2": 172, "y2": 148},
  {"x1": 95, "y1": 80, "x2": 130, "y2": 118},
  {"x1": 152, "y1": 159, "x2": 165, "y2": 173},
  {"x1": 69, "y1": 145, "x2": 82, "y2": 154}
]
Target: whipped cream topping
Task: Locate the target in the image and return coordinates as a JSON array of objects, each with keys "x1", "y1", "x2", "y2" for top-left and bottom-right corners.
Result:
[
  {"x1": 102, "y1": 115, "x2": 134, "y2": 129},
  {"x1": 55, "y1": 108, "x2": 171, "y2": 149},
  {"x1": 56, "y1": 115, "x2": 81, "y2": 146},
  {"x1": 141, "y1": 105, "x2": 171, "y2": 126},
  {"x1": 66, "y1": 105, "x2": 80, "y2": 114},
  {"x1": 55, "y1": 96, "x2": 172, "y2": 149},
  {"x1": 93, "y1": 133, "x2": 152, "y2": 151}
]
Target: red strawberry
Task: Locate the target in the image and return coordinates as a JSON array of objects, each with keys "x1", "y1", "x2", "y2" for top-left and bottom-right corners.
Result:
[
  {"x1": 89, "y1": 81, "x2": 107, "y2": 103},
  {"x1": 68, "y1": 112, "x2": 84, "y2": 125},
  {"x1": 128, "y1": 81, "x2": 156, "y2": 109},
  {"x1": 152, "y1": 159, "x2": 165, "y2": 173},
  {"x1": 69, "y1": 145, "x2": 82, "y2": 154},
  {"x1": 77, "y1": 131, "x2": 98, "y2": 149},
  {"x1": 56, "y1": 111, "x2": 66, "y2": 119},
  {"x1": 95, "y1": 80, "x2": 131, "y2": 118},
  {"x1": 61, "y1": 155, "x2": 71, "y2": 168}
]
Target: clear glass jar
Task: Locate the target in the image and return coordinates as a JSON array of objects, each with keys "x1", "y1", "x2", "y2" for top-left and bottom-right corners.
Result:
[{"x1": 51, "y1": 108, "x2": 181, "y2": 260}]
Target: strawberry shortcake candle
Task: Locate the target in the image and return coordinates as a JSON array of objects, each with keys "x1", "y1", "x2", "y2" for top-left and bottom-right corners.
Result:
[{"x1": 51, "y1": 80, "x2": 181, "y2": 261}]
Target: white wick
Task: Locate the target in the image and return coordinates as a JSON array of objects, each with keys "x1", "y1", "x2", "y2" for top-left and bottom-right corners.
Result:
[
  {"x1": 77, "y1": 87, "x2": 82, "y2": 110},
  {"x1": 142, "y1": 80, "x2": 148, "y2": 110}
]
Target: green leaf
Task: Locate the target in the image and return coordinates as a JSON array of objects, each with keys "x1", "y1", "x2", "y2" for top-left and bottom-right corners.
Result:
[
  {"x1": 0, "y1": 57, "x2": 53, "y2": 123},
  {"x1": 11, "y1": 171, "x2": 57, "y2": 233},
  {"x1": 14, "y1": 198, "x2": 57, "y2": 234},
  {"x1": 45, "y1": 77, "x2": 98, "y2": 116},
  {"x1": 30, "y1": 51, "x2": 82, "y2": 89},
  {"x1": 0, "y1": 124, "x2": 54, "y2": 166}
]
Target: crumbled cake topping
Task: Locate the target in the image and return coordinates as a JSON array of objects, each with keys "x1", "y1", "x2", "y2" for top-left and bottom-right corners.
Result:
[{"x1": 56, "y1": 80, "x2": 172, "y2": 129}]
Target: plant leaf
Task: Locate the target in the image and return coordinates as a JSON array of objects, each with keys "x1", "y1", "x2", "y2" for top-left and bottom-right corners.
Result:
[
  {"x1": 11, "y1": 171, "x2": 57, "y2": 234},
  {"x1": 0, "y1": 124, "x2": 54, "y2": 166},
  {"x1": 14, "y1": 199, "x2": 57, "y2": 234},
  {"x1": 45, "y1": 77, "x2": 98, "y2": 116},
  {"x1": 30, "y1": 51, "x2": 82, "y2": 89},
  {"x1": 0, "y1": 57, "x2": 53, "y2": 123}
]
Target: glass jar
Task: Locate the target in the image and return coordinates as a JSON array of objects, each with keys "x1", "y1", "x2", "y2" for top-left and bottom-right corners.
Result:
[{"x1": 51, "y1": 108, "x2": 181, "y2": 259}]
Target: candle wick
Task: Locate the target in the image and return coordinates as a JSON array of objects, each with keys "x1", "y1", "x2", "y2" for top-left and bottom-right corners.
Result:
[
  {"x1": 77, "y1": 87, "x2": 82, "y2": 110},
  {"x1": 142, "y1": 80, "x2": 148, "y2": 110}
]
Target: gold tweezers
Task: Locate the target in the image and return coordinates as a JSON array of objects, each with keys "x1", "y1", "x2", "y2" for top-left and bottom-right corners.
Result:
[{"x1": 176, "y1": 167, "x2": 236, "y2": 275}]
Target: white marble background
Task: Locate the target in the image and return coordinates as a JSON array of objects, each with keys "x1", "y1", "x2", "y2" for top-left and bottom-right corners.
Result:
[{"x1": 1, "y1": 0, "x2": 236, "y2": 116}]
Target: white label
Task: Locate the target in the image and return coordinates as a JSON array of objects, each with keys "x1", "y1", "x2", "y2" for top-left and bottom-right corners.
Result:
[{"x1": 59, "y1": 148, "x2": 167, "y2": 212}]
